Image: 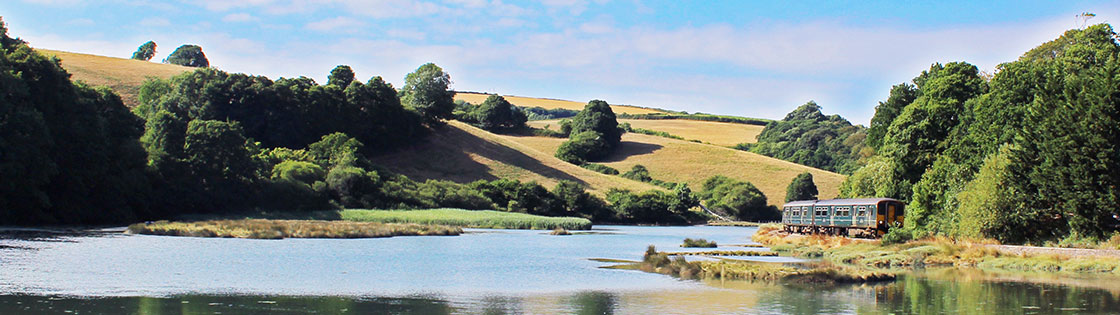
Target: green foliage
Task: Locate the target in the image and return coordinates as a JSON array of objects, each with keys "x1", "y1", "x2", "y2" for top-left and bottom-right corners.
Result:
[
  {"x1": 749, "y1": 101, "x2": 868, "y2": 174},
  {"x1": 469, "y1": 95, "x2": 527, "y2": 131},
  {"x1": 326, "y1": 65, "x2": 355, "y2": 87},
  {"x1": 0, "y1": 19, "x2": 152, "y2": 224},
  {"x1": 880, "y1": 228, "x2": 913, "y2": 245},
  {"x1": 616, "y1": 113, "x2": 772, "y2": 126},
  {"x1": 131, "y1": 41, "x2": 156, "y2": 61},
  {"x1": 555, "y1": 131, "x2": 609, "y2": 164},
  {"x1": 401, "y1": 63, "x2": 455, "y2": 125},
  {"x1": 551, "y1": 180, "x2": 613, "y2": 221},
  {"x1": 621, "y1": 164, "x2": 653, "y2": 182},
  {"x1": 519, "y1": 106, "x2": 578, "y2": 120},
  {"x1": 581, "y1": 163, "x2": 619, "y2": 175},
  {"x1": 785, "y1": 172, "x2": 818, "y2": 202},
  {"x1": 554, "y1": 100, "x2": 623, "y2": 164},
  {"x1": 307, "y1": 132, "x2": 364, "y2": 168},
  {"x1": 956, "y1": 146, "x2": 1026, "y2": 241},
  {"x1": 569, "y1": 100, "x2": 622, "y2": 147},
  {"x1": 340, "y1": 209, "x2": 592, "y2": 230},
  {"x1": 606, "y1": 189, "x2": 691, "y2": 224},
  {"x1": 698, "y1": 176, "x2": 777, "y2": 221},
  {"x1": 681, "y1": 238, "x2": 717, "y2": 248},
  {"x1": 163, "y1": 44, "x2": 208, "y2": 67},
  {"x1": 866, "y1": 83, "x2": 917, "y2": 150},
  {"x1": 271, "y1": 161, "x2": 326, "y2": 185}
]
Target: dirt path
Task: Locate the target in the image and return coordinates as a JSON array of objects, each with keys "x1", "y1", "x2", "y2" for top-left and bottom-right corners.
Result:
[{"x1": 988, "y1": 245, "x2": 1120, "y2": 258}]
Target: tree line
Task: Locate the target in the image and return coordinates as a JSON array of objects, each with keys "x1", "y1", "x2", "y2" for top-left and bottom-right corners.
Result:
[{"x1": 841, "y1": 24, "x2": 1120, "y2": 244}]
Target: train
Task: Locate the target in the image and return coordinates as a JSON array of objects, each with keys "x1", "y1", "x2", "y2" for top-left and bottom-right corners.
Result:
[{"x1": 780, "y1": 198, "x2": 905, "y2": 238}]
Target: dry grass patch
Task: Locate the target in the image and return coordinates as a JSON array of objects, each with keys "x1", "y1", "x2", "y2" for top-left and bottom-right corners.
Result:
[
  {"x1": 529, "y1": 119, "x2": 765, "y2": 147},
  {"x1": 501, "y1": 132, "x2": 844, "y2": 206},
  {"x1": 126, "y1": 219, "x2": 461, "y2": 239},
  {"x1": 371, "y1": 121, "x2": 661, "y2": 195},
  {"x1": 36, "y1": 49, "x2": 193, "y2": 107},
  {"x1": 455, "y1": 92, "x2": 665, "y2": 115}
]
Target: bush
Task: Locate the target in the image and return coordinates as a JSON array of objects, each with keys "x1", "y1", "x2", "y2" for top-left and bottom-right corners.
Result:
[
  {"x1": 271, "y1": 161, "x2": 326, "y2": 185},
  {"x1": 621, "y1": 165, "x2": 653, "y2": 182},
  {"x1": 581, "y1": 163, "x2": 619, "y2": 175},
  {"x1": 698, "y1": 175, "x2": 776, "y2": 221},
  {"x1": 555, "y1": 131, "x2": 610, "y2": 164},
  {"x1": 881, "y1": 227, "x2": 913, "y2": 245},
  {"x1": 682, "y1": 238, "x2": 717, "y2": 248}
]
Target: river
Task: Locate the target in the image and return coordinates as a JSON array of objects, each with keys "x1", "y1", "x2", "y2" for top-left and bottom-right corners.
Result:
[{"x1": 0, "y1": 225, "x2": 1116, "y2": 314}]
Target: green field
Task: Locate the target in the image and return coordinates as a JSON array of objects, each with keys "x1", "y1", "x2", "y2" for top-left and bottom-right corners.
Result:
[{"x1": 339, "y1": 208, "x2": 593, "y2": 230}]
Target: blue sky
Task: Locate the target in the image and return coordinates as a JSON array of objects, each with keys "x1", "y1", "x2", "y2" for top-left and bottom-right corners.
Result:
[{"x1": 2, "y1": 0, "x2": 1117, "y2": 124}]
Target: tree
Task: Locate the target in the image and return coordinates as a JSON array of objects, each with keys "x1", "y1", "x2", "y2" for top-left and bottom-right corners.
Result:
[
  {"x1": 749, "y1": 101, "x2": 868, "y2": 174},
  {"x1": 400, "y1": 63, "x2": 454, "y2": 125},
  {"x1": 621, "y1": 164, "x2": 652, "y2": 182},
  {"x1": 569, "y1": 100, "x2": 622, "y2": 147},
  {"x1": 866, "y1": 83, "x2": 917, "y2": 150},
  {"x1": 471, "y1": 95, "x2": 527, "y2": 131},
  {"x1": 131, "y1": 41, "x2": 156, "y2": 61},
  {"x1": 698, "y1": 176, "x2": 776, "y2": 221},
  {"x1": 785, "y1": 172, "x2": 818, "y2": 202},
  {"x1": 327, "y1": 65, "x2": 355, "y2": 87},
  {"x1": 164, "y1": 44, "x2": 209, "y2": 67},
  {"x1": 555, "y1": 131, "x2": 609, "y2": 164}
]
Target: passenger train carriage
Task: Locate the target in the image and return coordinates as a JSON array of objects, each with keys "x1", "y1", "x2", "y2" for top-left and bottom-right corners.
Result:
[{"x1": 781, "y1": 198, "x2": 905, "y2": 238}]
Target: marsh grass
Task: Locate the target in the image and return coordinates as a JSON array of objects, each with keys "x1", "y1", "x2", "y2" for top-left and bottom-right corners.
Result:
[
  {"x1": 550, "y1": 228, "x2": 572, "y2": 235},
  {"x1": 664, "y1": 250, "x2": 778, "y2": 257},
  {"x1": 755, "y1": 224, "x2": 1120, "y2": 274},
  {"x1": 681, "y1": 238, "x2": 717, "y2": 248},
  {"x1": 339, "y1": 208, "x2": 592, "y2": 230},
  {"x1": 631, "y1": 245, "x2": 894, "y2": 283},
  {"x1": 127, "y1": 219, "x2": 461, "y2": 239}
]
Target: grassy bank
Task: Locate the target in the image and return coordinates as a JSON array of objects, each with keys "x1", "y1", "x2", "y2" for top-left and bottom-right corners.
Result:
[
  {"x1": 339, "y1": 208, "x2": 592, "y2": 230},
  {"x1": 126, "y1": 219, "x2": 461, "y2": 239},
  {"x1": 754, "y1": 224, "x2": 1120, "y2": 274},
  {"x1": 620, "y1": 245, "x2": 894, "y2": 284}
]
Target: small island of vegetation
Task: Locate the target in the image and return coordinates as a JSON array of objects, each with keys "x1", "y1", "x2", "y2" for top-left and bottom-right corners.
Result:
[{"x1": 127, "y1": 219, "x2": 461, "y2": 239}]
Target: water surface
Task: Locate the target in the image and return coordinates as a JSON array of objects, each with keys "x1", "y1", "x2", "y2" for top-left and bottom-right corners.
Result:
[{"x1": 1, "y1": 225, "x2": 1117, "y2": 314}]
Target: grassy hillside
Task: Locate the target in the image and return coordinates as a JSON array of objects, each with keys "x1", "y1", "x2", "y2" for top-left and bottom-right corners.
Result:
[
  {"x1": 38, "y1": 48, "x2": 841, "y2": 206},
  {"x1": 499, "y1": 132, "x2": 843, "y2": 206},
  {"x1": 529, "y1": 119, "x2": 765, "y2": 147},
  {"x1": 36, "y1": 49, "x2": 193, "y2": 107},
  {"x1": 370, "y1": 120, "x2": 663, "y2": 195},
  {"x1": 455, "y1": 91, "x2": 665, "y2": 115}
]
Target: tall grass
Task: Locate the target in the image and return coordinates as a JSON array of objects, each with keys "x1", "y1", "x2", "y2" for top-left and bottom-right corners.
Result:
[
  {"x1": 754, "y1": 224, "x2": 1120, "y2": 274},
  {"x1": 127, "y1": 219, "x2": 461, "y2": 239},
  {"x1": 339, "y1": 208, "x2": 592, "y2": 230},
  {"x1": 633, "y1": 245, "x2": 893, "y2": 283},
  {"x1": 681, "y1": 238, "x2": 718, "y2": 248}
]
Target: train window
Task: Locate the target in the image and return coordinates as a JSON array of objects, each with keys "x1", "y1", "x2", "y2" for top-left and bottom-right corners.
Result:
[
  {"x1": 815, "y1": 207, "x2": 828, "y2": 216},
  {"x1": 857, "y1": 206, "x2": 868, "y2": 216}
]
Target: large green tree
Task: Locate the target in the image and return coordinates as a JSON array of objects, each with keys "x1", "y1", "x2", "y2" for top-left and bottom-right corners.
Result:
[
  {"x1": 748, "y1": 101, "x2": 868, "y2": 174},
  {"x1": 164, "y1": 44, "x2": 209, "y2": 67},
  {"x1": 400, "y1": 63, "x2": 454, "y2": 125},
  {"x1": 131, "y1": 41, "x2": 156, "y2": 61},
  {"x1": 470, "y1": 95, "x2": 527, "y2": 131},
  {"x1": 327, "y1": 65, "x2": 355, "y2": 87},
  {"x1": 785, "y1": 172, "x2": 818, "y2": 202}
]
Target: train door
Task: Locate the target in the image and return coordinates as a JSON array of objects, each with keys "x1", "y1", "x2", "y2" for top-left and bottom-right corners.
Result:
[{"x1": 876, "y1": 203, "x2": 887, "y2": 236}]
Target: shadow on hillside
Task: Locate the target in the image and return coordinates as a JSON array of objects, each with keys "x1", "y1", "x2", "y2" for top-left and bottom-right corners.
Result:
[
  {"x1": 371, "y1": 124, "x2": 588, "y2": 186},
  {"x1": 599, "y1": 141, "x2": 663, "y2": 163}
]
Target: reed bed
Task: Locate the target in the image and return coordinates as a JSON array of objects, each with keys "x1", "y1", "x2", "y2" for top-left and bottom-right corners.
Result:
[
  {"x1": 633, "y1": 245, "x2": 894, "y2": 283},
  {"x1": 339, "y1": 208, "x2": 592, "y2": 230},
  {"x1": 127, "y1": 219, "x2": 461, "y2": 239},
  {"x1": 664, "y1": 250, "x2": 778, "y2": 257},
  {"x1": 754, "y1": 224, "x2": 1120, "y2": 274}
]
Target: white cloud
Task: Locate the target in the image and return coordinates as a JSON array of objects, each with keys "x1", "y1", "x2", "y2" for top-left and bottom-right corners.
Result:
[
  {"x1": 222, "y1": 13, "x2": 258, "y2": 23},
  {"x1": 306, "y1": 17, "x2": 365, "y2": 32}
]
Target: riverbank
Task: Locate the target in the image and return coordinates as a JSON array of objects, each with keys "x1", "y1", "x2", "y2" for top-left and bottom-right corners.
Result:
[
  {"x1": 339, "y1": 209, "x2": 592, "y2": 230},
  {"x1": 126, "y1": 219, "x2": 461, "y2": 239},
  {"x1": 753, "y1": 224, "x2": 1120, "y2": 274},
  {"x1": 605, "y1": 245, "x2": 895, "y2": 284}
]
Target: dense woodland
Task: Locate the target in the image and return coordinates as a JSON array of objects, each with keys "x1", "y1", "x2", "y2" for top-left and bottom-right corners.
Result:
[
  {"x1": 841, "y1": 24, "x2": 1120, "y2": 244},
  {"x1": 742, "y1": 102, "x2": 870, "y2": 174}
]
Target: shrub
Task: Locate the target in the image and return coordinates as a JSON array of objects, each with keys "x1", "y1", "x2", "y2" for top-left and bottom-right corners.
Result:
[
  {"x1": 621, "y1": 165, "x2": 653, "y2": 182},
  {"x1": 681, "y1": 238, "x2": 717, "y2": 248},
  {"x1": 555, "y1": 131, "x2": 609, "y2": 164},
  {"x1": 881, "y1": 227, "x2": 913, "y2": 245},
  {"x1": 581, "y1": 163, "x2": 619, "y2": 175}
]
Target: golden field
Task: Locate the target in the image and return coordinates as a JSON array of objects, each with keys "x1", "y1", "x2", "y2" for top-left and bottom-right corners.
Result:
[
  {"x1": 497, "y1": 132, "x2": 843, "y2": 206},
  {"x1": 455, "y1": 91, "x2": 665, "y2": 115},
  {"x1": 530, "y1": 119, "x2": 765, "y2": 146},
  {"x1": 370, "y1": 120, "x2": 664, "y2": 195},
  {"x1": 36, "y1": 49, "x2": 193, "y2": 107}
]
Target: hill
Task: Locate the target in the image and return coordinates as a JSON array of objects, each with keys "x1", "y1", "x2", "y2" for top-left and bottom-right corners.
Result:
[
  {"x1": 530, "y1": 119, "x2": 764, "y2": 147},
  {"x1": 499, "y1": 131, "x2": 843, "y2": 206},
  {"x1": 454, "y1": 91, "x2": 666, "y2": 115},
  {"x1": 39, "y1": 48, "x2": 841, "y2": 206},
  {"x1": 370, "y1": 120, "x2": 664, "y2": 195},
  {"x1": 35, "y1": 49, "x2": 193, "y2": 107}
]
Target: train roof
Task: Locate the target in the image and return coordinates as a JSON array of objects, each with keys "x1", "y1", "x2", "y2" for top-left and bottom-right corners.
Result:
[{"x1": 782, "y1": 198, "x2": 901, "y2": 207}]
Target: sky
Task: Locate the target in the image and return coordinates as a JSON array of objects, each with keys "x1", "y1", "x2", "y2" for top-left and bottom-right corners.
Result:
[{"x1": 2, "y1": 0, "x2": 1117, "y2": 124}]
